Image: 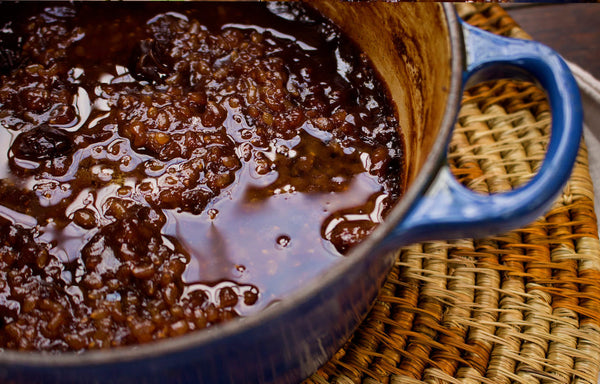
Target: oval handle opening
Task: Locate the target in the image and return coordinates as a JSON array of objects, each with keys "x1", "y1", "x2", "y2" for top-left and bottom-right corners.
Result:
[{"x1": 382, "y1": 21, "x2": 582, "y2": 249}]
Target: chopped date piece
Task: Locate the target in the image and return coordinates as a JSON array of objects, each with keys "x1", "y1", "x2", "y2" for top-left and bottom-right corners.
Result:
[
  {"x1": 0, "y1": 217, "x2": 78, "y2": 351},
  {"x1": 0, "y1": 217, "x2": 51, "y2": 272},
  {"x1": 11, "y1": 124, "x2": 73, "y2": 161},
  {"x1": 244, "y1": 131, "x2": 367, "y2": 199},
  {"x1": 327, "y1": 219, "x2": 377, "y2": 254},
  {"x1": 0, "y1": 63, "x2": 76, "y2": 131},
  {"x1": 128, "y1": 38, "x2": 172, "y2": 84},
  {"x1": 20, "y1": 7, "x2": 83, "y2": 66}
]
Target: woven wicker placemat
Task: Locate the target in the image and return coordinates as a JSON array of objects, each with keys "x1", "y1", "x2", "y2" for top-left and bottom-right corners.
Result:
[{"x1": 305, "y1": 4, "x2": 600, "y2": 384}]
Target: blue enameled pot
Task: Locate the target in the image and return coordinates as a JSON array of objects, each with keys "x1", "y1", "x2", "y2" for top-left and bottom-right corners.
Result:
[{"x1": 0, "y1": 2, "x2": 582, "y2": 384}]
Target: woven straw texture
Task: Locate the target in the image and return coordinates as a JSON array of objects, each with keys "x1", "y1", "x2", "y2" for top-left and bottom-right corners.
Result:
[{"x1": 306, "y1": 4, "x2": 600, "y2": 384}]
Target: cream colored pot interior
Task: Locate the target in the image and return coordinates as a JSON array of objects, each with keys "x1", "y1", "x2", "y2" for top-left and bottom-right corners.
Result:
[{"x1": 308, "y1": 1, "x2": 453, "y2": 189}]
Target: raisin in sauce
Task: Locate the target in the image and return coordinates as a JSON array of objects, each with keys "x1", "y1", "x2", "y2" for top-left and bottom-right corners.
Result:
[{"x1": 0, "y1": 3, "x2": 405, "y2": 351}]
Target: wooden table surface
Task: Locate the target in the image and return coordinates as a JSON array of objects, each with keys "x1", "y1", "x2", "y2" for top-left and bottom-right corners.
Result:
[{"x1": 503, "y1": 3, "x2": 600, "y2": 80}]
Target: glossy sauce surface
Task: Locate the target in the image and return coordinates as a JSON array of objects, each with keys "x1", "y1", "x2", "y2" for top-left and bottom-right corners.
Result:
[{"x1": 0, "y1": 2, "x2": 404, "y2": 350}]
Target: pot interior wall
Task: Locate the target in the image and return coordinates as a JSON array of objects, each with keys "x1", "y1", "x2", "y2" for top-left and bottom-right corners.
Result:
[{"x1": 308, "y1": 1, "x2": 453, "y2": 190}]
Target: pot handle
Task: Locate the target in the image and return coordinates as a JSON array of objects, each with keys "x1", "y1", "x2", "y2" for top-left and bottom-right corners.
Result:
[{"x1": 382, "y1": 21, "x2": 582, "y2": 248}]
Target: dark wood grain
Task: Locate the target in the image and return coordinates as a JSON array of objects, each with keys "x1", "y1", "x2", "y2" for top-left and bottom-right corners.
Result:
[{"x1": 505, "y1": 4, "x2": 600, "y2": 79}]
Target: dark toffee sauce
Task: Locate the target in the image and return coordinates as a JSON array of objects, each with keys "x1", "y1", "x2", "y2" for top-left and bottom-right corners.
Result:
[{"x1": 0, "y1": 2, "x2": 404, "y2": 351}]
